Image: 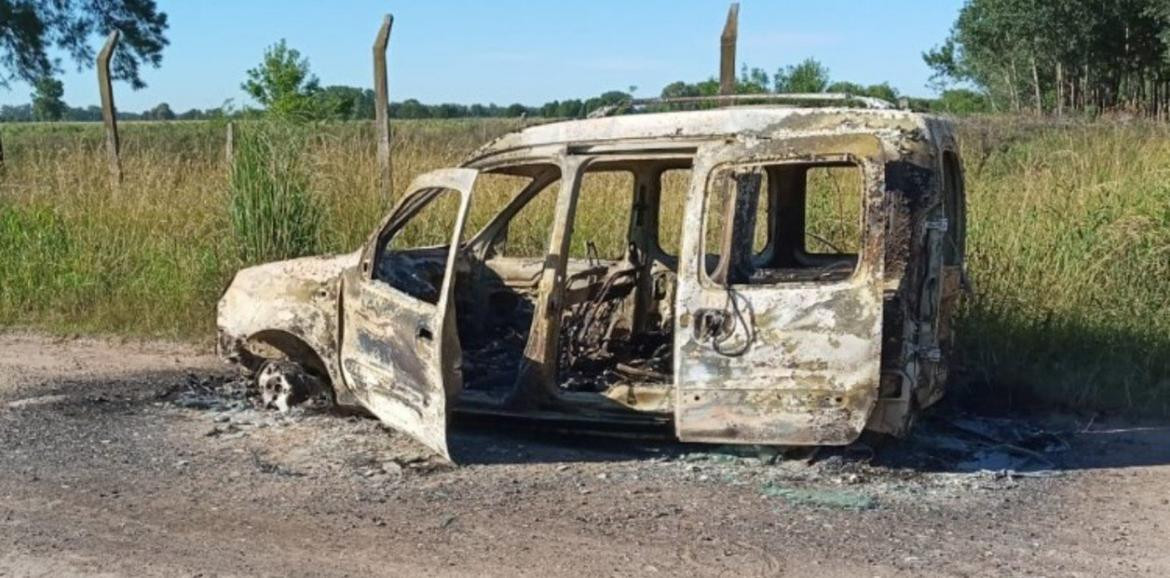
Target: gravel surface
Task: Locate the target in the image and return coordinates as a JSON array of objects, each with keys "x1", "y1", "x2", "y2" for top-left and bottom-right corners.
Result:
[{"x1": 2, "y1": 332, "x2": 1169, "y2": 577}]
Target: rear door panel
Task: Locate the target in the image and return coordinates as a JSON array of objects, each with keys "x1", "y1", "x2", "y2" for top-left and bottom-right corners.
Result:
[{"x1": 674, "y1": 136, "x2": 887, "y2": 445}]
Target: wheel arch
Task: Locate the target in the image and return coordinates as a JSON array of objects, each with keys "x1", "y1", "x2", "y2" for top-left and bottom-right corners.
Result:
[{"x1": 243, "y1": 330, "x2": 332, "y2": 387}]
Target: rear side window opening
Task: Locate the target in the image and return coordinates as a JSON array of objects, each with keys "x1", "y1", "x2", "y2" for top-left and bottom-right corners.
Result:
[{"x1": 703, "y1": 160, "x2": 864, "y2": 285}]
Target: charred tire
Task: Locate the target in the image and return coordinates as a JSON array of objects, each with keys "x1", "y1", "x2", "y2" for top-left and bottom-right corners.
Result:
[{"x1": 255, "y1": 360, "x2": 320, "y2": 412}]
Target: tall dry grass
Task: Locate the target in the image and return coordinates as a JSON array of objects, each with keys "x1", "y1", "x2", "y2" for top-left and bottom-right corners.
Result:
[
  {"x1": 0, "y1": 117, "x2": 1166, "y2": 413},
  {"x1": 956, "y1": 118, "x2": 1170, "y2": 411}
]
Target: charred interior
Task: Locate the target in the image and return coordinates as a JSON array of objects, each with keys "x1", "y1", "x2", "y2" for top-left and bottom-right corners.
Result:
[
  {"x1": 367, "y1": 151, "x2": 890, "y2": 418},
  {"x1": 452, "y1": 158, "x2": 691, "y2": 413}
]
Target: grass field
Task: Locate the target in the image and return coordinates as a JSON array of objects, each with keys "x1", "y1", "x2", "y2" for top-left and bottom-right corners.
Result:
[{"x1": 0, "y1": 117, "x2": 1167, "y2": 413}]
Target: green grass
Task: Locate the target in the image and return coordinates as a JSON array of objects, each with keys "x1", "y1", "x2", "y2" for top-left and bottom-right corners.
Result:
[
  {"x1": 955, "y1": 118, "x2": 1170, "y2": 411},
  {"x1": 228, "y1": 122, "x2": 323, "y2": 264},
  {"x1": 0, "y1": 117, "x2": 1166, "y2": 413}
]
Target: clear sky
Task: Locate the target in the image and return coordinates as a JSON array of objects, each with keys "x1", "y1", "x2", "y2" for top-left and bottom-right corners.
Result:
[{"x1": 0, "y1": 0, "x2": 964, "y2": 112}]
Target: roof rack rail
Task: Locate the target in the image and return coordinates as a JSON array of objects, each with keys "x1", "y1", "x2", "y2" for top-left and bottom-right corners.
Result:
[{"x1": 587, "y1": 93, "x2": 895, "y2": 118}]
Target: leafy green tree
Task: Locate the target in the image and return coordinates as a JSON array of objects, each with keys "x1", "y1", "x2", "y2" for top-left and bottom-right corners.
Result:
[
  {"x1": 396, "y1": 98, "x2": 430, "y2": 119},
  {"x1": 925, "y1": 0, "x2": 1170, "y2": 116},
  {"x1": 774, "y1": 58, "x2": 830, "y2": 93},
  {"x1": 863, "y1": 82, "x2": 899, "y2": 102},
  {"x1": 313, "y1": 85, "x2": 374, "y2": 120},
  {"x1": 935, "y1": 89, "x2": 989, "y2": 114},
  {"x1": 0, "y1": 0, "x2": 168, "y2": 89},
  {"x1": 242, "y1": 40, "x2": 321, "y2": 120},
  {"x1": 737, "y1": 65, "x2": 770, "y2": 94},
  {"x1": 145, "y1": 102, "x2": 175, "y2": 120},
  {"x1": 826, "y1": 81, "x2": 865, "y2": 95},
  {"x1": 555, "y1": 99, "x2": 583, "y2": 118},
  {"x1": 30, "y1": 76, "x2": 65, "y2": 121},
  {"x1": 660, "y1": 81, "x2": 700, "y2": 99}
]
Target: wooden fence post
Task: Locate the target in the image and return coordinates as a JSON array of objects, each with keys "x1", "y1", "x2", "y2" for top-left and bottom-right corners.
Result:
[
  {"x1": 373, "y1": 14, "x2": 394, "y2": 202},
  {"x1": 720, "y1": 3, "x2": 740, "y2": 97},
  {"x1": 97, "y1": 30, "x2": 122, "y2": 184},
  {"x1": 0, "y1": 129, "x2": 5, "y2": 173}
]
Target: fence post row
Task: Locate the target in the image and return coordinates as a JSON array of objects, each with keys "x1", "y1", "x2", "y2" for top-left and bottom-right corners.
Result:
[
  {"x1": 97, "y1": 30, "x2": 122, "y2": 184},
  {"x1": 373, "y1": 14, "x2": 394, "y2": 203},
  {"x1": 720, "y1": 3, "x2": 740, "y2": 97}
]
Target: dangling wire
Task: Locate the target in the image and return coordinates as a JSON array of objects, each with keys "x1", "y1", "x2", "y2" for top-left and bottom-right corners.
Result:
[{"x1": 710, "y1": 282, "x2": 754, "y2": 357}]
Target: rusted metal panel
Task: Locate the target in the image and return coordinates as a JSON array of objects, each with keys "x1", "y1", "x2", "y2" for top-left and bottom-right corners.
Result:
[
  {"x1": 510, "y1": 153, "x2": 583, "y2": 408},
  {"x1": 673, "y1": 135, "x2": 889, "y2": 446},
  {"x1": 338, "y1": 168, "x2": 477, "y2": 460},
  {"x1": 216, "y1": 251, "x2": 358, "y2": 404}
]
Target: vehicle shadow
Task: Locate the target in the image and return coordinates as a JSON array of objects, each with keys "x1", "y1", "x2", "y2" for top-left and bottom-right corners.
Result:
[
  {"x1": 12, "y1": 367, "x2": 1170, "y2": 475},
  {"x1": 448, "y1": 405, "x2": 1170, "y2": 474}
]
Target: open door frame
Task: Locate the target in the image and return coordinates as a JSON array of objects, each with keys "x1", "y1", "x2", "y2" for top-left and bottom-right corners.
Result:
[{"x1": 339, "y1": 168, "x2": 478, "y2": 460}]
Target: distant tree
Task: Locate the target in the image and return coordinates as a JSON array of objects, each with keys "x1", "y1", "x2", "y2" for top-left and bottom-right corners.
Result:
[
  {"x1": 556, "y1": 99, "x2": 583, "y2": 118},
  {"x1": 431, "y1": 103, "x2": 469, "y2": 118},
  {"x1": 660, "y1": 81, "x2": 700, "y2": 99},
  {"x1": 863, "y1": 82, "x2": 899, "y2": 102},
  {"x1": 177, "y1": 108, "x2": 204, "y2": 120},
  {"x1": 737, "y1": 65, "x2": 770, "y2": 94},
  {"x1": 539, "y1": 100, "x2": 560, "y2": 117},
  {"x1": 314, "y1": 85, "x2": 374, "y2": 120},
  {"x1": 826, "y1": 81, "x2": 865, "y2": 95},
  {"x1": 0, "y1": 104, "x2": 33, "y2": 121},
  {"x1": 146, "y1": 102, "x2": 175, "y2": 120},
  {"x1": 31, "y1": 76, "x2": 66, "y2": 121},
  {"x1": 242, "y1": 40, "x2": 321, "y2": 120},
  {"x1": 0, "y1": 0, "x2": 168, "y2": 89},
  {"x1": 924, "y1": 0, "x2": 1170, "y2": 116},
  {"x1": 396, "y1": 98, "x2": 430, "y2": 119},
  {"x1": 775, "y1": 58, "x2": 830, "y2": 93},
  {"x1": 934, "y1": 88, "x2": 989, "y2": 114},
  {"x1": 504, "y1": 103, "x2": 528, "y2": 117},
  {"x1": 64, "y1": 104, "x2": 101, "y2": 121}
]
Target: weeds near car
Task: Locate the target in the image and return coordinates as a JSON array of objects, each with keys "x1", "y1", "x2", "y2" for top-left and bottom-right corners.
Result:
[{"x1": 228, "y1": 122, "x2": 322, "y2": 264}]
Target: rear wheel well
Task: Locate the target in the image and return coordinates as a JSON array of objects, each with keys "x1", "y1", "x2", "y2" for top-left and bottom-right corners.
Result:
[{"x1": 243, "y1": 330, "x2": 332, "y2": 388}]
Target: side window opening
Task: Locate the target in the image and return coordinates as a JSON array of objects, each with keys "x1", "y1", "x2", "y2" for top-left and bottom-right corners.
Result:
[
  {"x1": 374, "y1": 187, "x2": 466, "y2": 304},
  {"x1": 656, "y1": 167, "x2": 692, "y2": 256},
  {"x1": 704, "y1": 161, "x2": 863, "y2": 285},
  {"x1": 570, "y1": 169, "x2": 636, "y2": 261},
  {"x1": 466, "y1": 172, "x2": 533, "y2": 241},
  {"x1": 480, "y1": 167, "x2": 562, "y2": 260}
]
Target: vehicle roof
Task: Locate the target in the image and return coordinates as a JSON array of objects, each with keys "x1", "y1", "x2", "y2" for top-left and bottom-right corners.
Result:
[{"x1": 464, "y1": 106, "x2": 950, "y2": 167}]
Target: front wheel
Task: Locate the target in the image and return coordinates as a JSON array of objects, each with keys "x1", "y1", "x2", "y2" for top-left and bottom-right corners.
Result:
[{"x1": 255, "y1": 360, "x2": 323, "y2": 412}]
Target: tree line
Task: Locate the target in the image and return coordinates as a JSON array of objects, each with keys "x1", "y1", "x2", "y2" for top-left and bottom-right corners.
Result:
[
  {"x1": 926, "y1": 0, "x2": 1170, "y2": 116},
  {"x1": 3, "y1": 35, "x2": 993, "y2": 124}
]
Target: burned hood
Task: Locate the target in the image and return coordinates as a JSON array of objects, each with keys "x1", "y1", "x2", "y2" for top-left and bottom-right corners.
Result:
[
  {"x1": 221, "y1": 252, "x2": 360, "y2": 306},
  {"x1": 217, "y1": 251, "x2": 360, "y2": 350}
]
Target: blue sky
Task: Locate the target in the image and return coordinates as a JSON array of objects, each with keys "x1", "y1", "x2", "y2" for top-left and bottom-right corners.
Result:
[{"x1": 0, "y1": 0, "x2": 964, "y2": 112}]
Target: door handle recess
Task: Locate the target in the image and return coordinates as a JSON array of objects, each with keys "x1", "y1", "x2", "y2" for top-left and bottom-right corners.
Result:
[
  {"x1": 416, "y1": 324, "x2": 434, "y2": 342},
  {"x1": 693, "y1": 309, "x2": 729, "y2": 341}
]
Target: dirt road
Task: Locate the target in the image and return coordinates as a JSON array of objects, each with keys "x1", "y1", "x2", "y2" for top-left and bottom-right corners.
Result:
[{"x1": 1, "y1": 333, "x2": 1169, "y2": 577}]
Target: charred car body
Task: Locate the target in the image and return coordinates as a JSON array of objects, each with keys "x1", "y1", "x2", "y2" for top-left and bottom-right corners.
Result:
[{"x1": 218, "y1": 100, "x2": 967, "y2": 459}]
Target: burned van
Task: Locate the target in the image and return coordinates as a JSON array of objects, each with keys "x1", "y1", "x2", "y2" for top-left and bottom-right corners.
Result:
[{"x1": 217, "y1": 101, "x2": 967, "y2": 459}]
